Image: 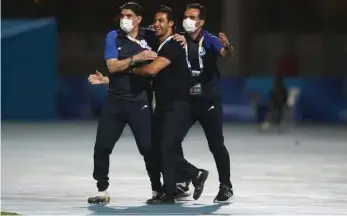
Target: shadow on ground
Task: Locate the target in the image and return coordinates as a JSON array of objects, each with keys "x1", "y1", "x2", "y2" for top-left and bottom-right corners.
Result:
[{"x1": 84, "y1": 202, "x2": 230, "y2": 215}]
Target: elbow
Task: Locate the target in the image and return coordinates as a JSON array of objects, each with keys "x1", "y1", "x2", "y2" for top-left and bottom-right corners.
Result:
[
  {"x1": 107, "y1": 66, "x2": 120, "y2": 74},
  {"x1": 107, "y1": 65, "x2": 115, "y2": 73},
  {"x1": 106, "y1": 62, "x2": 124, "y2": 73}
]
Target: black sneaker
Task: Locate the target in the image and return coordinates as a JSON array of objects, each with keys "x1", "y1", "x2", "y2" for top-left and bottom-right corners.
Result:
[
  {"x1": 174, "y1": 180, "x2": 191, "y2": 199},
  {"x1": 146, "y1": 191, "x2": 163, "y2": 204},
  {"x1": 147, "y1": 193, "x2": 175, "y2": 205},
  {"x1": 192, "y1": 169, "x2": 209, "y2": 200},
  {"x1": 213, "y1": 184, "x2": 234, "y2": 203}
]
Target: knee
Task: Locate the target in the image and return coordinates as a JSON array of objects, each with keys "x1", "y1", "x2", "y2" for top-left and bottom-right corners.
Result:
[
  {"x1": 176, "y1": 146, "x2": 184, "y2": 157},
  {"x1": 207, "y1": 136, "x2": 226, "y2": 152},
  {"x1": 134, "y1": 137, "x2": 151, "y2": 156},
  {"x1": 160, "y1": 147, "x2": 170, "y2": 158},
  {"x1": 139, "y1": 146, "x2": 152, "y2": 157},
  {"x1": 160, "y1": 146, "x2": 174, "y2": 162}
]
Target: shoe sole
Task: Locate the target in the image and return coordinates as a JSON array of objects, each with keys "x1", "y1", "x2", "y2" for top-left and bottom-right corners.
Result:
[
  {"x1": 147, "y1": 200, "x2": 176, "y2": 205},
  {"x1": 193, "y1": 171, "x2": 209, "y2": 200},
  {"x1": 174, "y1": 191, "x2": 191, "y2": 199},
  {"x1": 146, "y1": 199, "x2": 158, "y2": 204},
  {"x1": 213, "y1": 195, "x2": 234, "y2": 204}
]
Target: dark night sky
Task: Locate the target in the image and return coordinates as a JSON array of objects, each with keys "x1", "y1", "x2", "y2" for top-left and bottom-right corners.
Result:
[{"x1": 2, "y1": 0, "x2": 223, "y2": 34}]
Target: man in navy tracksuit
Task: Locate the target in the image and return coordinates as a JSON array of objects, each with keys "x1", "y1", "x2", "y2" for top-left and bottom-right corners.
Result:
[
  {"x1": 88, "y1": 2, "x2": 161, "y2": 204},
  {"x1": 177, "y1": 3, "x2": 235, "y2": 203}
]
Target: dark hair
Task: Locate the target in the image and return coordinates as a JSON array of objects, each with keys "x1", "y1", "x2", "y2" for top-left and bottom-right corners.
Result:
[
  {"x1": 120, "y1": 2, "x2": 144, "y2": 16},
  {"x1": 156, "y1": 5, "x2": 176, "y2": 28},
  {"x1": 186, "y1": 3, "x2": 207, "y2": 20},
  {"x1": 156, "y1": 5, "x2": 176, "y2": 23}
]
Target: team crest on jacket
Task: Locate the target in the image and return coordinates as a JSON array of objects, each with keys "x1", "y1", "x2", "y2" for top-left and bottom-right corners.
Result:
[
  {"x1": 199, "y1": 47, "x2": 206, "y2": 56},
  {"x1": 140, "y1": 39, "x2": 152, "y2": 50}
]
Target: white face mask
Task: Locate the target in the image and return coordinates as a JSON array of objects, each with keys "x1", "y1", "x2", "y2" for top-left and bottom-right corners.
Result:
[
  {"x1": 120, "y1": 18, "x2": 134, "y2": 33},
  {"x1": 183, "y1": 18, "x2": 198, "y2": 33}
]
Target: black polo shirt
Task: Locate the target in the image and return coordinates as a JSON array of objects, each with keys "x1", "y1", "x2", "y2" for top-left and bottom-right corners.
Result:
[
  {"x1": 185, "y1": 30, "x2": 224, "y2": 100},
  {"x1": 104, "y1": 28, "x2": 157, "y2": 101},
  {"x1": 153, "y1": 38, "x2": 190, "y2": 106}
]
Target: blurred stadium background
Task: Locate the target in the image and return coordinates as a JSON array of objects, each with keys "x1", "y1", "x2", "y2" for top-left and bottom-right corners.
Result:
[{"x1": 2, "y1": 0, "x2": 347, "y2": 123}]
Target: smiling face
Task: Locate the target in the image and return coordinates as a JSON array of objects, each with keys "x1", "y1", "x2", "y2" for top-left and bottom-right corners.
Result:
[{"x1": 153, "y1": 12, "x2": 174, "y2": 37}]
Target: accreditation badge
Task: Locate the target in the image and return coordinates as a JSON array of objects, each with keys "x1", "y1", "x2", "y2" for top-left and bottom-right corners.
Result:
[
  {"x1": 191, "y1": 70, "x2": 201, "y2": 77},
  {"x1": 190, "y1": 83, "x2": 202, "y2": 95}
]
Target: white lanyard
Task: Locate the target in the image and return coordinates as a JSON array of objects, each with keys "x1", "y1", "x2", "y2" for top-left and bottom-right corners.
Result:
[
  {"x1": 157, "y1": 35, "x2": 174, "y2": 52},
  {"x1": 126, "y1": 35, "x2": 152, "y2": 50},
  {"x1": 185, "y1": 36, "x2": 204, "y2": 72}
]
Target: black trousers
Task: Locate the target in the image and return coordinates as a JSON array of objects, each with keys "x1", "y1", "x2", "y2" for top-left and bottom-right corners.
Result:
[
  {"x1": 152, "y1": 101, "x2": 197, "y2": 198},
  {"x1": 93, "y1": 95, "x2": 161, "y2": 192},
  {"x1": 172, "y1": 119, "x2": 199, "y2": 183},
  {"x1": 178, "y1": 98, "x2": 232, "y2": 186}
]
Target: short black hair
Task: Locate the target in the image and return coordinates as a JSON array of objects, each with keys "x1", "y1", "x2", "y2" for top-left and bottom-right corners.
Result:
[
  {"x1": 156, "y1": 5, "x2": 176, "y2": 29},
  {"x1": 120, "y1": 2, "x2": 144, "y2": 16},
  {"x1": 186, "y1": 3, "x2": 207, "y2": 20},
  {"x1": 156, "y1": 5, "x2": 176, "y2": 23}
]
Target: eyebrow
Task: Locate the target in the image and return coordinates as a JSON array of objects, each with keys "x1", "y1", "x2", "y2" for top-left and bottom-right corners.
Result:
[{"x1": 184, "y1": 15, "x2": 197, "y2": 18}]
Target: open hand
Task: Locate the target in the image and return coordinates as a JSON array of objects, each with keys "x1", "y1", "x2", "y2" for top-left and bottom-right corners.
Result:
[
  {"x1": 173, "y1": 34, "x2": 187, "y2": 46},
  {"x1": 134, "y1": 50, "x2": 158, "y2": 62},
  {"x1": 88, "y1": 70, "x2": 106, "y2": 85}
]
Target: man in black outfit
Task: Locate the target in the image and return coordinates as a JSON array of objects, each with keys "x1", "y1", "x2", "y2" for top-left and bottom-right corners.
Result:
[
  {"x1": 176, "y1": 3, "x2": 235, "y2": 203},
  {"x1": 88, "y1": 2, "x2": 161, "y2": 204},
  {"x1": 133, "y1": 6, "x2": 208, "y2": 204}
]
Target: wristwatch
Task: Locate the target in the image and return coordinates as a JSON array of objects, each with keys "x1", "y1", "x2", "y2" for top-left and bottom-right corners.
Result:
[
  {"x1": 129, "y1": 67, "x2": 137, "y2": 74},
  {"x1": 130, "y1": 56, "x2": 135, "y2": 66}
]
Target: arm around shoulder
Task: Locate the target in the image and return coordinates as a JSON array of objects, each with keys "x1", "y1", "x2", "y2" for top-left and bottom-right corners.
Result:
[
  {"x1": 133, "y1": 41, "x2": 177, "y2": 75},
  {"x1": 133, "y1": 57, "x2": 171, "y2": 76}
]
